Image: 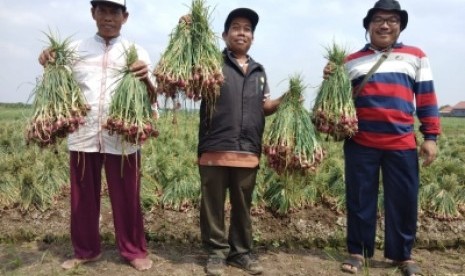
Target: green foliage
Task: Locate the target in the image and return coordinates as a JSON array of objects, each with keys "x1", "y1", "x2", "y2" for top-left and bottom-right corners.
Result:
[
  {"x1": 420, "y1": 160, "x2": 465, "y2": 219},
  {"x1": 262, "y1": 173, "x2": 296, "y2": 214},
  {"x1": 0, "y1": 118, "x2": 68, "y2": 210},
  {"x1": 0, "y1": 105, "x2": 31, "y2": 121},
  {"x1": 312, "y1": 144, "x2": 346, "y2": 213},
  {"x1": 1, "y1": 105, "x2": 465, "y2": 219},
  {"x1": 141, "y1": 111, "x2": 200, "y2": 211}
]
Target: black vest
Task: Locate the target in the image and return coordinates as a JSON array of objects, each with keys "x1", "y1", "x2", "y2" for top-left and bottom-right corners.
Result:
[{"x1": 198, "y1": 50, "x2": 269, "y2": 156}]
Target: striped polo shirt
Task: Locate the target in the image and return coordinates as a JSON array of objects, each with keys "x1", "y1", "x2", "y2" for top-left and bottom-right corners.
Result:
[{"x1": 345, "y1": 43, "x2": 440, "y2": 150}]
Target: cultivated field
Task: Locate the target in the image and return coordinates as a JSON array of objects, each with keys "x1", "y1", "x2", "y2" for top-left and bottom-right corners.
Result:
[{"x1": 1, "y1": 103, "x2": 464, "y2": 275}]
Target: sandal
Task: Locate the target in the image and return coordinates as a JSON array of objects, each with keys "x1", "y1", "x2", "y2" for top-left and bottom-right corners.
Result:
[
  {"x1": 398, "y1": 261, "x2": 423, "y2": 276},
  {"x1": 341, "y1": 255, "x2": 364, "y2": 274}
]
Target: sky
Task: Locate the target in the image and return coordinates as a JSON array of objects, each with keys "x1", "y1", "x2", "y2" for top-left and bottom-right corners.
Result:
[{"x1": 0, "y1": 0, "x2": 463, "y2": 108}]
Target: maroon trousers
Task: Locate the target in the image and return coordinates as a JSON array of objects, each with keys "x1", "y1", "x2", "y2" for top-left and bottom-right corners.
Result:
[{"x1": 69, "y1": 151, "x2": 147, "y2": 261}]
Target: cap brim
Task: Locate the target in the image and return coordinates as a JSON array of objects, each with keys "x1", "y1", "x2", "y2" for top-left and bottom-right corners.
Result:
[
  {"x1": 225, "y1": 8, "x2": 259, "y2": 32},
  {"x1": 363, "y1": 8, "x2": 408, "y2": 31},
  {"x1": 90, "y1": 0, "x2": 125, "y2": 9}
]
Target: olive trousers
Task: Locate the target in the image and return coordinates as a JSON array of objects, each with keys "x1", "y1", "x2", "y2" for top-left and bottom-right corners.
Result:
[{"x1": 199, "y1": 165, "x2": 258, "y2": 259}]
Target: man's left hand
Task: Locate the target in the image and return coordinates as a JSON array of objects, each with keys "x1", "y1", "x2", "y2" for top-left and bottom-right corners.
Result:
[
  {"x1": 419, "y1": 140, "x2": 438, "y2": 167},
  {"x1": 130, "y1": 60, "x2": 150, "y2": 81}
]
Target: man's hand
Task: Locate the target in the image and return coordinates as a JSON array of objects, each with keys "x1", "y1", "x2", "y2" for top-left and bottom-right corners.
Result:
[
  {"x1": 130, "y1": 60, "x2": 150, "y2": 81},
  {"x1": 419, "y1": 140, "x2": 438, "y2": 167},
  {"x1": 323, "y1": 62, "x2": 335, "y2": 80},
  {"x1": 179, "y1": 14, "x2": 192, "y2": 24},
  {"x1": 130, "y1": 60, "x2": 156, "y2": 102},
  {"x1": 38, "y1": 48, "x2": 55, "y2": 67}
]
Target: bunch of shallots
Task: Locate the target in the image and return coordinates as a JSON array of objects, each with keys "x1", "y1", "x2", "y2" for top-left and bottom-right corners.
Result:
[
  {"x1": 104, "y1": 45, "x2": 159, "y2": 145},
  {"x1": 154, "y1": 0, "x2": 223, "y2": 109},
  {"x1": 26, "y1": 32, "x2": 88, "y2": 148},
  {"x1": 263, "y1": 75, "x2": 325, "y2": 176},
  {"x1": 311, "y1": 43, "x2": 358, "y2": 141}
]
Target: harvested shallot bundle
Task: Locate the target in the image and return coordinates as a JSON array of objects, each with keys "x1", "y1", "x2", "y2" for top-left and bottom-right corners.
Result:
[
  {"x1": 154, "y1": 0, "x2": 223, "y2": 110},
  {"x1": 104, "y1": 45, "x2": 159, "y2": 145},
  {"x1": 312, "y1": 42, "x2": 358, "y2": 141},
  {"x1": 263, "y1": 74, "x2": 325, "y2": 176},
  {"x1": 26, "y1": 32, "x2": 88, "y2": 148}
]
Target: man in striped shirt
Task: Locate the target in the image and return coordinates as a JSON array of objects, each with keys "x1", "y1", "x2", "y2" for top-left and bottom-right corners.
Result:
[{"x1": 330, "y1": 0, "x2": 441, "y2": 275}]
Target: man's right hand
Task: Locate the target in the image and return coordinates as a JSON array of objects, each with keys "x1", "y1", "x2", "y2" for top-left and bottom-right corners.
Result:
[
  {"x1": 38, "y1": 48, "x2": 55, "y2": 67},
  {"x1": 323, "y1": 62, "x2": 335, "y2": 80}
]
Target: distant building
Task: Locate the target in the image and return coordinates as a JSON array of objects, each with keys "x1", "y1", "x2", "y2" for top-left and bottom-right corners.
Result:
[
  {"x1": 440, "y1": 101, "x2": 465, "y2": 117},
  {"x1": 439, "y1": 105, "x2": 453, "y2": 117},
  {"x1": 451, "y1": 101, "x2": 465, "y2": 117}
]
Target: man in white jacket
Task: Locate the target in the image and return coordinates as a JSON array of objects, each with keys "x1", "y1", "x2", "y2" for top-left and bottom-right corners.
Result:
[{"x1": 39, "y1": 0, "x2": 155, "y2": 271}]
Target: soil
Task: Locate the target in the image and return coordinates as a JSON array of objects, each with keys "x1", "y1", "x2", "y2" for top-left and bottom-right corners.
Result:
[{"x1": 1, "y1": 193, "x2": 465, "y2": 276}]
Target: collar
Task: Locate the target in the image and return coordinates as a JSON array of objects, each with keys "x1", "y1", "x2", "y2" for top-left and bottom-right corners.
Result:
[
  {"x1": 223, "y1": 49, "x2": 263, "y2": 72},
  {"x1": 226, "y1": 49, "x2": 250, "y2": 63},
  {"x1": 94, "y1": 34, "x2": 122, "y2": 45},
  {"x1": 362, "y1": 42, "x2": 403, "y2": 52}
]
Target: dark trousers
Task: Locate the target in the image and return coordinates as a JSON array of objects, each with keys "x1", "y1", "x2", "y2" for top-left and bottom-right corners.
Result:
[
  {"x1": 199, "y1": 165, "x2": 258, "y2": 259},
  {"x1": 344, "y1": 139, "x2": 419, "y2": 261},
  {"x1": 69, "y1": 151, "x2": 147, "y2": 261}
]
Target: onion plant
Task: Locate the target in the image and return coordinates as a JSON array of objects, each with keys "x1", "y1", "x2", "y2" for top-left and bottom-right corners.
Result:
[
  {"x1": 312, "y1": 42, "x2": 357, "y2": 141},
  {"x1": 154, "y1": 0, "x2": 223, "y2": 111},
  {"x1": 25, "y1": 31, "x2": 88, "y2": 148},
  {"x1": 104, "y1": 44, "x2": 159, "y2": 145},
  {"x1": 263, "y1": 74, "x2": 325, "y2": 176}
]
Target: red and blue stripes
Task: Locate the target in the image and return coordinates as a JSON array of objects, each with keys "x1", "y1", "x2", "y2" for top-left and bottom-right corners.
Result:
[{"x1": 345, "y1": 43, "x2": 440, "y2": 150}]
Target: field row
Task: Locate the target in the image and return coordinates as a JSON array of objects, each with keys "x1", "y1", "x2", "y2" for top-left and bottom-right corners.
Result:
[{"x1": 1, "y1": 106, "x2": 464, "y2": 219}]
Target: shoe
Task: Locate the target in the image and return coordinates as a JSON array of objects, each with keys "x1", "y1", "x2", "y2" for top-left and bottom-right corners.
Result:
[
  {"x1": 205, "y1": 256, "x2": 226, "y2": 276},
  {"x1": 61, "y1": 254, "x2": 101, "y2": 270},
  {"x1": 227, "y1": 253, "x2": 263, "y2": 275},
  {"x1": 129, "y1": 257, "x2": 153, "y2": 271}
]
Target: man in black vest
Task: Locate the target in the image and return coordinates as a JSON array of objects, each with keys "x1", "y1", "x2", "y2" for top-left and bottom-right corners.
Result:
[{"x1": 197, "y1": 7, "x2": 285, "y2": 276}]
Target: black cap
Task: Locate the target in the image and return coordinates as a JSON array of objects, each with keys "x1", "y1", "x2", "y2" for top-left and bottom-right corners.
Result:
[
  {"x1": 363, "y1": 0, "x2": 408, "y2": 31},
  {"x1": 224, "y1": 8, "x2": 259, "y2": 33}
]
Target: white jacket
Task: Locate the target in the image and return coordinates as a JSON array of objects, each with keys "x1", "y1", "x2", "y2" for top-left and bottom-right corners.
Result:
[{"x1": 68, "y1": 34, "x2": 152, "y2": 155}]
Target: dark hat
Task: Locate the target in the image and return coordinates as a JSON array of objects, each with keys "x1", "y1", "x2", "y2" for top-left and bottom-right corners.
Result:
[
  {"x1": 363, "y1": 0, "x2": 408, "y2": 31},
  {"x1": 90, "y1": 0, "x2": 126, "y2": 9},
  {"x1": 224, "y1": 8, "x2": 259, "y2": 33}
]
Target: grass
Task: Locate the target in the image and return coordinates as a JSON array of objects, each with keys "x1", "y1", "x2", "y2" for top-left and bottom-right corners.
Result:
[
  {"x1": 0, "y1": 103, "x2": 465, "y2": 219},
  {"x1": 0, "y1": 104, "x2": 31, "y2": 121}
]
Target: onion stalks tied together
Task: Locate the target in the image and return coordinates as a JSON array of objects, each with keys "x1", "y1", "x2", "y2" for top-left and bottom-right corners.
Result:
[
  {"x1": 263, "y1": 74, "x2": 326, "y2": 176},
  {"x1": 25, "y1": 31, "x2": 89, "y2": 148},
  {"x1": 104, "y1": 44, "x2": 159, "y2": 145},
  {"x1": 153, "y1": 0, "x2": 223, "y2": 110},
  {"x1": 311, "y1": 42, "x2": 358, "y2": 141}
]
